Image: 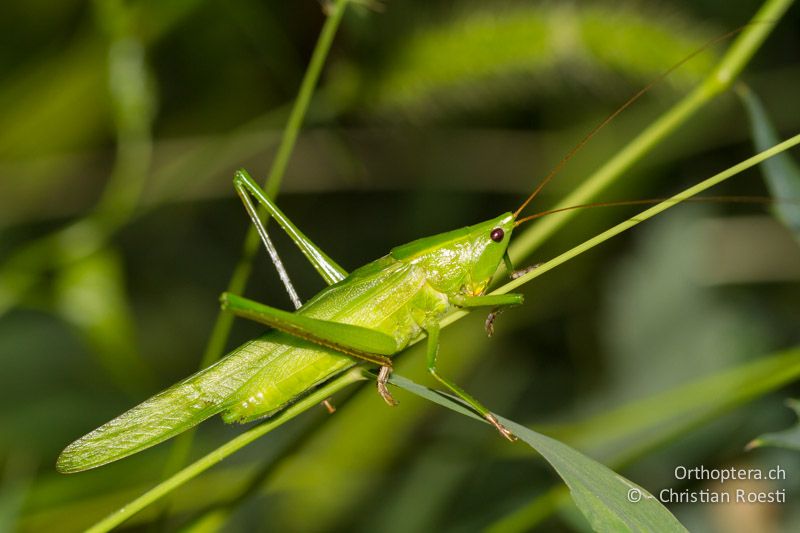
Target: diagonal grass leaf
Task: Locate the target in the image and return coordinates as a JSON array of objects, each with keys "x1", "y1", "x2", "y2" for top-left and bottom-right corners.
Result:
[
  {"x1": 738, "y1": 84, "x2": 800, "y2": 241},
  {"x1": 387, "y1": 374, "x2": 687, "y2": 533}
]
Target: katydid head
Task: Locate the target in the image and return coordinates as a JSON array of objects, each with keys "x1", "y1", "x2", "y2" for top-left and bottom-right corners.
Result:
[
  {"x1": 390, "y1": 212, "x2": 515, "y2": 295},
  {"x1": 466, "y1": 213, "x2": 516, "y2": 294}
]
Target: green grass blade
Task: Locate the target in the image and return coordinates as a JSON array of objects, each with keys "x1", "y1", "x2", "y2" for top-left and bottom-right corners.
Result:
[
  {"x1": 199, "y1": 0, "x2": 351, "y2": 369},
  {"x1": 163, "y1": 0, "x2": 354, "y2": 481},
  {"x1": 388, "y1": 374, "x2": 687, "y2": 533},
  {"x1": 738, "y1": 84, "x2": 800, "y2": 241}
]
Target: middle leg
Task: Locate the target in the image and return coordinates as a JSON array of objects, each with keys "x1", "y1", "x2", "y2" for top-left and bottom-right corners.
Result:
[{"x1": 423, "y1": 321, "x2": 516, "y2": 442}]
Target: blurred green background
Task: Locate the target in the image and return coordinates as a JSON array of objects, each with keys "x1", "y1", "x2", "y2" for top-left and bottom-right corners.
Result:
[{"x1": 2, "y1": 0, "x2": 800, "y2": 531}]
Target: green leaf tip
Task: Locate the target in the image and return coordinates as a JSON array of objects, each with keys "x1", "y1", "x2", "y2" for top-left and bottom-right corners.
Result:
[{"x1": 746, "y1": 397, "x2": 800, "y2": 452}]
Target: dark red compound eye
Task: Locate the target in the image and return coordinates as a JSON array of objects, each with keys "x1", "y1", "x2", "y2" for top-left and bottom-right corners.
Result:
[{"x1": 490, "y1": 228, "x2": 504, "y2": 242}]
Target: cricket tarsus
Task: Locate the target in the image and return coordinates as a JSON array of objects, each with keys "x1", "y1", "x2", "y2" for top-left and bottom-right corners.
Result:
[
  {"x1": 511, "y1": 263, "x2": 541, "y2": 279},
  {"x1": 322, "y1": 399, "x2": 336, "y2": 414},
  {"x1": 377, "y1": 365, "x2": 398, "y2": 406},
  {"x1": 485, "y1": 309, "x2": 501, "y2": 337},
  {"x1": 486, "y1": 414, "x2": 517, "y2": 442}
]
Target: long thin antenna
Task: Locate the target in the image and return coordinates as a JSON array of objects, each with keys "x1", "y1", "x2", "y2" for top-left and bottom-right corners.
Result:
[
  {"x1": 514, "y1": 195, "x2": 779, "y2": 226},
  {"x1": 512, "y1": 26, "x2": 750, "y2": 220}
]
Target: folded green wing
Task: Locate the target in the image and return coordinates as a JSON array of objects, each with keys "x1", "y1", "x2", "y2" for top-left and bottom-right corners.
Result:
[{"x1": 57, "y1": 337, "x2": 275, "y2": 473}]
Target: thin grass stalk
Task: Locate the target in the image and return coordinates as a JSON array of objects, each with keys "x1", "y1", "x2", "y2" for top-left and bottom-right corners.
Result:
[
  {"x1": 159, "y1": 0, "x2": 352, "y2": 485},
  {"x1": 200, "y1": 0, "x2": 351, "y2": 369}
]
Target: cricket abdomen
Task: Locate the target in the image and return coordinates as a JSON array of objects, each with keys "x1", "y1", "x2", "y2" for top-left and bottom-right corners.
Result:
[{"x1": 221, "y1": 334, "x2": 356, "y2": 422}]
